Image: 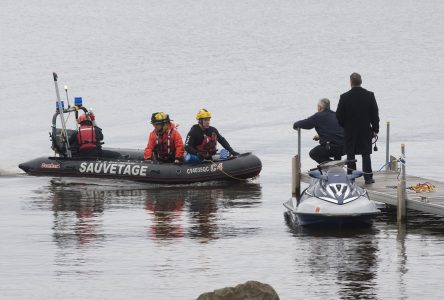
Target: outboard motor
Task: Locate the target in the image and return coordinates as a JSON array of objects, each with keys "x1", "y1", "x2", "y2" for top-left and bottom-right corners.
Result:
[{"x1": 50, "y1": 128, "x2": 78, "y2": 157}]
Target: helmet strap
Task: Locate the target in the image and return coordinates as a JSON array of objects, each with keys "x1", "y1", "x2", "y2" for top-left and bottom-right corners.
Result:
[{"x1": 157, "y1": 123, "x2": 167, "y2": 134}]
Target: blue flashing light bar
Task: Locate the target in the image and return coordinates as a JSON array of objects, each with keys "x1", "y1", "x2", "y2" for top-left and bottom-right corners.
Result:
[
  {"x1": 74, "y1": 97, "x2": 83, "y2": 107},
  {"x1": 56, "y1": 101, "x2": 65, "y2": 110}
]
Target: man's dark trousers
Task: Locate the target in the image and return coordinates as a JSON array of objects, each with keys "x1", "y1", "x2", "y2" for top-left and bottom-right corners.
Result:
[
  {"x1": 309, "y1": 144, "x2": 344, "y2": 164},
  {"x1": 346, "y1": 153, "x2": 373, "y2": 181}
]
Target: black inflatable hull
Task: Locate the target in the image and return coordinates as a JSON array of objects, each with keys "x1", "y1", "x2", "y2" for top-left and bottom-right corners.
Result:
[{"x1": 18, "y1": 149, "x2": 262, "y2": 184}]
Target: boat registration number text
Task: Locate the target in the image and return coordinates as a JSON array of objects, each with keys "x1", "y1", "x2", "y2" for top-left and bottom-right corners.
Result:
[{"x1": 186, "y1": 163, "x2": 223, "y2": 174}]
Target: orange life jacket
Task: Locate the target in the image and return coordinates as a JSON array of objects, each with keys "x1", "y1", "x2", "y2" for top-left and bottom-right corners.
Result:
[{"x1": 155, "y1": 127, "x2": 176, "y2": 161}]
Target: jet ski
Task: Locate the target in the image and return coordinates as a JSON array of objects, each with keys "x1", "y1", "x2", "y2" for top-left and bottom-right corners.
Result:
[
  {"x1": 18, "y1": 73, "x2": 262, "y2": 184},
  {"x1": 283, "y1": 160, "x2": 380, "y2": 227}
]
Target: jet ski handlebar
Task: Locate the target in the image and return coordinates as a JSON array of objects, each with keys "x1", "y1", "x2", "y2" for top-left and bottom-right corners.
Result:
[{"x1": 309, "y1": 159, "x2": 358, "y2": 172}]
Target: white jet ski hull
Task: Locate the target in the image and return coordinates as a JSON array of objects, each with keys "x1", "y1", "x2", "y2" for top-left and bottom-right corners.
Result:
[{"x1": 284, "y1": 196, "x2": 380, "y2": 227}]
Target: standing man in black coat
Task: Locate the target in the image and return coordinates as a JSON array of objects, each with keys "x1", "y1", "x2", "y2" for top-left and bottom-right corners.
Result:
[
  {"x1": 293, "y1": 98, "x2": 344, "y2": 164},
  {"x1": 336, "y1": 73, "x2": 380, "y2": 184}
]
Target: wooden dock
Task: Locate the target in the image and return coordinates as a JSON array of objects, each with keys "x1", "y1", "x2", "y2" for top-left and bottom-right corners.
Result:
[{"x1": 301, "y1": 170, "x2": 444, "y2": 216}]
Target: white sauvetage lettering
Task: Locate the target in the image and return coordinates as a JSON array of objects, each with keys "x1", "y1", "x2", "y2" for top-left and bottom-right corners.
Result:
[
  {"x1": 123, "y1": 165, "x2": 131, "y2": 175},
  {"x1": 94, "y1": 163, "x2": 103, "y2": 173},
  {"x1": 103, "y1": 163, "x2": 112, "y2": 173},
  {"x1": 86, "y1": 163, "x2": 94, "y2": 173},
  {"x1": 132, "y1": 165, "x2": 140, "y2": 176},
  {"x1": 79, "y1": 162, "x2": 87, "y2": 172},
  {"x1": 78, "y1": 162, "x2": 149, "y2": 177},
  {"x1": 140, "y1": 166, "x2": 148, "y2": 176}
]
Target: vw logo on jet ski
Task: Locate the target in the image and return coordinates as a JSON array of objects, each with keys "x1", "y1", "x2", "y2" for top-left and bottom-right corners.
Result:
[
  {"x1": 79, "y1": 161, "x2": 149, "y2": 176},
  {"x1": 186, "y1": 163, "x2": 223, "y2": 174}
]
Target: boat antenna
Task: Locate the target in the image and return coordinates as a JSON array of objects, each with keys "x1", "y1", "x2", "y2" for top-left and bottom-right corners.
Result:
[
  {"x1": 64, "y1": 85, "x2": 71, "y2": 108},
  {"x1": 53, "y1": 72, "x2": 72, "y2": 157}
]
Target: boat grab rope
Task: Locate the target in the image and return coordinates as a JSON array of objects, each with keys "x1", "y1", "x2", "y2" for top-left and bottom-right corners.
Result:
[
  {"x1": 344, "y1": 156, "x2": 406, "y2": 176},
  {"x1": 347, "y1": 157, "x2": 405, "y2": 177},
  {"x1": 204, "y1": 159, "x2": 250, "y2": 181},
  {"x1": 376, "y1": 155, "x2": 406, "y2": 173}
]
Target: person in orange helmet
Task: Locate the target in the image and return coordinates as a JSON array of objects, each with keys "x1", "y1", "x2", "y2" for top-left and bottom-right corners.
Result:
[{"x1": 144, "y1": 112, "x2": 184, "y2": 164}]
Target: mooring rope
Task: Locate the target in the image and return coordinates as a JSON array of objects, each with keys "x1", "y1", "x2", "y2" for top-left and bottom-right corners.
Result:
[{"x1": 203, "y1": 159, "x2": 250, "y2": 181}]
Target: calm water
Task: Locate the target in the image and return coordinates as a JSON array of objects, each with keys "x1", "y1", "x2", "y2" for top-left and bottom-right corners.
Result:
[{"x1": 1, "y1": 0, "x2": 444, "y2": 299}]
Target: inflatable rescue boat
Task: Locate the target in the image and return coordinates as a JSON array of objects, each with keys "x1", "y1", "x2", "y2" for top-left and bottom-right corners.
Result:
[
  {"x1": 19, "y1": 149, "x2": 262, "y2": 184},
  {"x1": 18, "y1": 73, "x2": 262, "y2": 183}
]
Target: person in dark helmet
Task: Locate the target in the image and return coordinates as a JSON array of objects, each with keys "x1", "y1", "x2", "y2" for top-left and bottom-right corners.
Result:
[
  {"x1": 144, "y1": 112, "x2": 184, "y2": 164},
  {"x1": 293, "y1": 98, "x2": 344, "y2": 164},
  {"x1": 185, "y1": 108, "x2": 239, "y2": 161},
  {"x1": 336, "y1": 72, "x2": 380, "y2": 184}
]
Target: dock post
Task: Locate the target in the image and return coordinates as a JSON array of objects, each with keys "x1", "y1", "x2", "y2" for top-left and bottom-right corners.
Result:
[
  {"x1": 389, "y1": 155, "x2": 398, "y2": 171},
  {"x1": 397, "y1": 144, "x2": 407, "y2": 222},
  {"x1": 292, "y1": 128, "x2": 301, "y2": 198},
  {"x1": 385, "y1": 122, "x2": 390, "y2": 170},
  {"x1": 291, "y1": 155, "x2": 300, "y2": 197}
]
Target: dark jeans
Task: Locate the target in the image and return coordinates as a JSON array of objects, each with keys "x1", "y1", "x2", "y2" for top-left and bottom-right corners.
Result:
[
  {"x1": 309, "y1": 144, "x2": 344, "y2": 164},
  {"x1": 346, "y1": 153, "x2": 373, "y2": 180}
]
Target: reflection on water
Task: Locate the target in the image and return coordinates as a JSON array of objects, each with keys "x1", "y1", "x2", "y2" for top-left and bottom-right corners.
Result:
[
  {"x1": 282, "y1": 206, "x2": 444, "y2": 300},
  {"x1": 397, "y1": 223, "x2": 408, "y2": 300},
  {"x1": 35, "y1": 179, "x2": 262, "y2": 247},
  {"x1": 335, "y1": 238, "x2": 378, "y2": 300},
  {"x1": 50, "y1": 182, "x2": 106, "y2": 247},
  {"x1": 5, "y1": 176, "x2": 444, "y2": 299},
  {"x1": 145, "y1": 191, "x2": 185, "y2": 240},
  {"x1": 379, "y1": 205, "x2": 444, "y2": 236},
  {"x1": 285, "y1": 218, "x2": 379, "y2": 299}
]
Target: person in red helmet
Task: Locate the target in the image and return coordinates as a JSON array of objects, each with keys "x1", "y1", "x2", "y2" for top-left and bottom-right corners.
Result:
[
  {"x1": 76, "y1": 112, "x2": 104, "y2": 157},
  {"x1": 144, "y1": 112, "x2": 184, "y2": 164}
]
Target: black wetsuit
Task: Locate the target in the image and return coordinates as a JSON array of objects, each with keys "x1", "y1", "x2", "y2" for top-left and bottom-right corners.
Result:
[{"x1": 185, "y1": 124, "x2": 235, "y2": 158}]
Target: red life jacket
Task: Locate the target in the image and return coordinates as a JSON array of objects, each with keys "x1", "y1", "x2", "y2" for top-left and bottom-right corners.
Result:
[
  {"x1": 196, "y1": 132, "x2": 217, "y2": 157},
  {"x1": 77, "y1": 124, "x2": 97, "y2": 151},
  {"x1": 155, "y1": 127, "x2": 176, "y2": 161}
]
